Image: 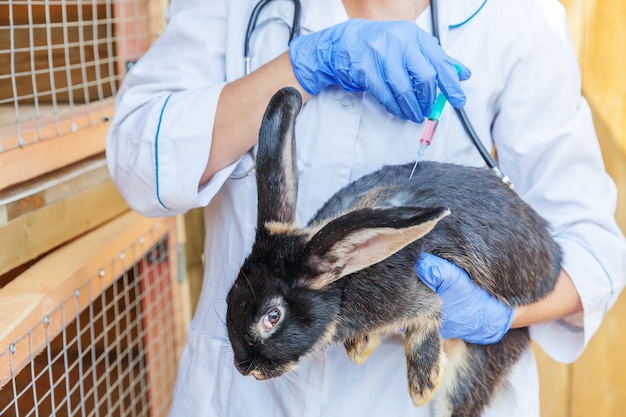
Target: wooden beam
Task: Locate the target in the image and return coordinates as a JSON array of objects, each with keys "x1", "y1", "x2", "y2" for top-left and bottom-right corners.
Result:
[
  {"x1": 560, "y1": 0, "x2": 626, "y2": 229},
  {"x1": 0, "y1": 212, "x2": 175, "y2": 388},
  {"x1": 533, "y1": 343, "x2": 571, "y2": 417},
  {"x1": 570, "y1": 298, "x2": 626, "y2": 417},
  {"x1": 183, "y1": 208, "x2": 205, "y2": 315},
  {"x1": 0, "y1": 155, "x2": 109, "y2": 222},
  {"x1": 0, "y1": 120, "x2": 110, "y2": 191},
  {"x1": 0, "y1": 178, "x2": 129, "y2": 276}
]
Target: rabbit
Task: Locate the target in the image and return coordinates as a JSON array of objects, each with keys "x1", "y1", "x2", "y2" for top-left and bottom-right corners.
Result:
[{"x1": 225, "y1": 86, "x2": 562, "y2": 417}]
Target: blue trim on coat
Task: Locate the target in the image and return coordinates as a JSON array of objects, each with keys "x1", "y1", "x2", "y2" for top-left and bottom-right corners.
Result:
[
  {"x1": 155, "y1": 94, "x2": 173, "y2": 210},
  {"x1": 449, "y1": 0, "x2": 488, "y2": 29}
]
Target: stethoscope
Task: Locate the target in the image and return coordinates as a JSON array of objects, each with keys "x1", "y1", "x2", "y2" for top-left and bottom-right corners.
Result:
[
  {"x1": 237, "y1": 0, "x2": 512, "y2": 187},
  {"x1": 244, "y1": 0, "x2": 302, "y2": 76}
]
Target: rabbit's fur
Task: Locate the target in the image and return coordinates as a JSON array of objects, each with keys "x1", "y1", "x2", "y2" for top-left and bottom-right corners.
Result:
[{"x1": 226, "y1": 87, "x2": 561, "y2": 416}]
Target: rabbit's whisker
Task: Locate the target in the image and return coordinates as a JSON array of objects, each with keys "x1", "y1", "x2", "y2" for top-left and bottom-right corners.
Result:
[
  {"x1": 279, "y1": 374, "x2": 306, "y2": 401},
  {"x1": 242, "y1": 271, "x2": 257, "y2": 300},
  {"x1": 244, "y1": 360, "x2": 255, "y2": 375}
]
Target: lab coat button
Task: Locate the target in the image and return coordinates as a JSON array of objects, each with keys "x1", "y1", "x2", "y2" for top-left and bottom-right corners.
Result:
[{"x1": 339, "y1": 95, "x2": 355, "y2": 107}]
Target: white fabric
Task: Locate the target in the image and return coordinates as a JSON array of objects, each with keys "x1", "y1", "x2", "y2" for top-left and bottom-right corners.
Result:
[{"x1": 106, "y1": 0, "x2": 626, "y2": 415}]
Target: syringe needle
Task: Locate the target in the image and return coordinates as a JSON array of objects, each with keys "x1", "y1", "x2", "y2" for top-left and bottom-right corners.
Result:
[
  {"x1": 408, "y1": 98, "x2": 444, "y2": 179},
  {"x1": 408, "y1": 142, "x2": 427, "y2": 179},
  {"x1": 409, "y1": 160, "x2": 419, "y2": 179},
  {"x1": 409, "y1": 65, "x2": 461, "y2": 180}
]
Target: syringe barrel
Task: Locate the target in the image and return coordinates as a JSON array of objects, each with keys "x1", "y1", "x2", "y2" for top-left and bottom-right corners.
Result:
[{"x1": 419, "y1": 119, "x2": 438, "y2": 146}]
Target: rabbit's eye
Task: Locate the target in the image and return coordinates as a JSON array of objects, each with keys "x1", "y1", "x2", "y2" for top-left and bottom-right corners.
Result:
[{"x1": 262, "y1": 307, "x2": 282, "y2": 331}]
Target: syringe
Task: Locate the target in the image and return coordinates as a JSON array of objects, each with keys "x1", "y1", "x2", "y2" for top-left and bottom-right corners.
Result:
[{"x1": 408, "y1": 92, "x2": 448, "y2": 179}]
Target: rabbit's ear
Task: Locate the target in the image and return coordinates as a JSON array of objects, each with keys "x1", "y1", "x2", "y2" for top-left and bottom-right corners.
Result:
[
  {"x1": 304, "y1": 206, "x2": 450, "y2": 290},
  {"x1": 256, "y1": 87, "x2": 303, "y2": 230}
]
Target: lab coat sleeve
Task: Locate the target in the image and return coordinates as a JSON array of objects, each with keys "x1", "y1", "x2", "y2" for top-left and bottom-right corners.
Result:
[
  {"x1": 491, "y1": 0, "x2": 626, "y2": 363},
  {"x1": 106, "y1": 0, "x2": 237, "y2": 217}
]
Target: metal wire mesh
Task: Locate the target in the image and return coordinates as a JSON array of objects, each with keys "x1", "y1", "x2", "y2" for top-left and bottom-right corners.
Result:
[
  {"x1": 0, "y1": 0, "x2": 167, "y2": 151},
  {"x1": 0, "y1": 237, "x2": 180, "y2": 417}
]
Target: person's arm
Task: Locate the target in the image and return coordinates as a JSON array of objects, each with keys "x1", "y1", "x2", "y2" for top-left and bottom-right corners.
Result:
[
  {"x1": 511, "y1": 269, "x2": 582, "y2": 328},
  {"x1": 106, "y1": 0, "x2": 233, "y2": 216},
  {"x1": 110, "y1": 13, "x2": 469, "y2": 214},
  {"x1": 205, "y1": 19, "x2": 472, "y2": 184},
  {"x1": 202, "y1": 53, "x2": 310, "y2": 184}
]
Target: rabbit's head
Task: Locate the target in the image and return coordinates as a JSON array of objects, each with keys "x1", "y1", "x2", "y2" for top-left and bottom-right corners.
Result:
[
  {"x1": 226, "y1": 87, "x2": 448, "y2": 379},
  {"x1": 225, "y1": 235, "x2": 343, "y2": 379}
]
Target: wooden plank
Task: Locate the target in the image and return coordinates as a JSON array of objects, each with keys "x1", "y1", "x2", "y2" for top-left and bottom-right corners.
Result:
[
  {"x1": 0, "y1": 154, "x2": 111, "y2": 208},
  {"x1": 560, "y1": 0, "x2": 626, "y2": 228},
  {"x1": 0, "y1": 120, "x2": 110, "y2": 190},
  {"x1": 5, "y1": 192, "x2": 45, "y2": 221},
  {"x1": 0, "y1": 100, "x2": 115, "y2": 151},
  {"x1": 570, "y1": 297, "x2": 626, "y2": 417},
  {"x1": 533, "y1": 343, "x2": 571, "y2": 417},
  {"x1": 183, "y1": 208, "x2": 205, "y2": 314},
  {"x1": 0, "y1": 178, "x2": 129, "y2": 276},
  {"x1": 0, "y1": 212, "x2": 173, "y2": 388},
  {"x1": 0, "y1": 155, "x2": 110, "y2": 224},
  {"x1": 43, "y1": 159, "x2": 110, "y2": 206}
]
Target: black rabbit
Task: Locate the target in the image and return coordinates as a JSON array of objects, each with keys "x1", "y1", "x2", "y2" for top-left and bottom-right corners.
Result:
[{"x1": 225, "y1": 87, "x2": 561, "y2": 416}]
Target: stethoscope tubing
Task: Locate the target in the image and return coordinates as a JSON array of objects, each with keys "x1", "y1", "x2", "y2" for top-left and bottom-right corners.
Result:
[
  {"x1": 244, "y1": 0, "x2": 301, "y2": 76},
  {"x1": 430, "y1": 0, "x2": 512, "y2": 186}
]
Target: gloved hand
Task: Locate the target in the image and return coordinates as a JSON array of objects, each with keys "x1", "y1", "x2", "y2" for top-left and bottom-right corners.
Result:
[
  {"x1": 415, "y1": 253, "x2": 514, "y2": 344},
  {"x1": 288, "y1": 19, "x2": 470, "y2": 123}
]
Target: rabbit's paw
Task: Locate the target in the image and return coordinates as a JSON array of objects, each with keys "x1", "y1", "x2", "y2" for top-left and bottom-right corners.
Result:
[
  {"x1": 344, "y1": 333, "x2": 382, "y2": 365},
  {"x1": 407, "y1": 349, "x2": 447, "y2": 406}
]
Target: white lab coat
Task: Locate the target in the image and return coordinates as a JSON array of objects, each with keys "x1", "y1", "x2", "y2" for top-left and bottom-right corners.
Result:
[{"x1": 106, "y1": 0, "x2": 626, "y2": 415}]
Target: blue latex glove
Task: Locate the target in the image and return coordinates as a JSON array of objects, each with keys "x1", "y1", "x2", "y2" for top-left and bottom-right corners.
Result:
[
  {"x1": 288, "y1": 19, "x2": 470, "y2": 123},
  {"x1": 415, "y1": 253, "x2": 514, "y2": 344}
]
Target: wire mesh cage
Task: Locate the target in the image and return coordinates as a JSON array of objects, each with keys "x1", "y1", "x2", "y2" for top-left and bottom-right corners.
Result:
[
  {"x1": 0, "y1": 214, "x2": 187, "y2": 417},
  {"x1": 0, "y1": 1, "x2": 186, "y2": 415},
  {"x1": 0, "y1": 0, "x2": 166, "y2": 152}
]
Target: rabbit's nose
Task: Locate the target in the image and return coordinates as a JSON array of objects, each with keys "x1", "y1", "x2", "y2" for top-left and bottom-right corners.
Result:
[{"x1": 235, "y1": 360, "x2": 268, "y2": 379}]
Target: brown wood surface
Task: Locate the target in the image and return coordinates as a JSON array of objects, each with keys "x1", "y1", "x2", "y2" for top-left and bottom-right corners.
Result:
[
  {"x1": 0, "y1": 119, "x2": 111, "y2": 191},
  {"x1": 183, "y1": 208, "x2": 205, "y2": 315},
  {"x1": 0, "y1": 177, "x2": 129, "y2": 276}
]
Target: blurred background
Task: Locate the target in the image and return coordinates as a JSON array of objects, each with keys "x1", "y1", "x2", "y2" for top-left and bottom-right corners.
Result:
[{"x1": 0, "y1": 0, "x2": 624, "y2": 415}]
